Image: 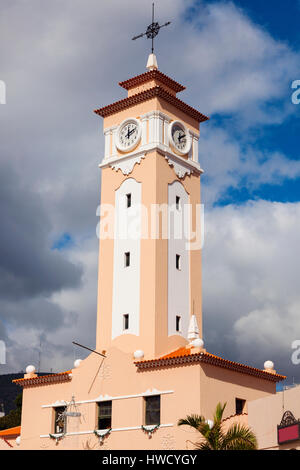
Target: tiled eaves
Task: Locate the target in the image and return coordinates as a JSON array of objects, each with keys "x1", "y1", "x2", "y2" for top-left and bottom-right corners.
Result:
[
  {"x1": 119, "y1": 70, "x2": 186, "y2": 93},
  {"x1": 135, "y1": 351, "x2": 286, "y2": 383},
  {"x1": 13, "y1": 371, "x2": 72, "y2": 388},
  {"x1": 0, "y1": 426, "x2": 21, "y2": 438},
  {"x1": 94, "y1": 86, "x2": 209, "y2": 123}
]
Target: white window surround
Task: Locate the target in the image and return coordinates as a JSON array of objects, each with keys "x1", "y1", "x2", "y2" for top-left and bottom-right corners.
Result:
[
  {"x1": 168, "y1": 181, "x2": 190, "y2": 338},
  {"x1": 41, "y1": 389, "x2": 174, "y2": 408},
  {"x1": 40, "y1": 423, "x2": 174, "y2": 438},
  {"x1": 112, "y1": 178, "x2": 141, "y2": 339}
]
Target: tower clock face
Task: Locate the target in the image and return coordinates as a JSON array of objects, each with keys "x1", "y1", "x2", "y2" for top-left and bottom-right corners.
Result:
[
  {"x1": 116, "y1": 118, "x2": 141, "y2": 152},
  {"x1": 169, "y1": 121, "x2": 191, "y2": 155}
]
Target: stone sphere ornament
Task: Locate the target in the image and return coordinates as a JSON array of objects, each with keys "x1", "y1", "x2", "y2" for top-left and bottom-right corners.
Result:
[
  {"x1": 26, "y1": 365, "x2": 36, "y2": 374},
  {"x1": 133, "y1": 350, "x2": 145, "y2": 359},
  {"x1": 264, "y1": 361, "x2": 274, "y2": 370}
]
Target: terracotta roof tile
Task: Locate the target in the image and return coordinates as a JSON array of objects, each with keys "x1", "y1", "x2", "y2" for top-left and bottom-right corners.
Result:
[
  {"x1": 119, "y1": 70, "x2": 186, "y2": 93},
  {"x1": 135, "y1": 347, "x2": 286, "y2": 383},
  {"x1": 221, "y1": 413, "x2": 248, "y2": 423},
  {"x1": 94, "y1": 86, "x2": 209, "y2": 123},
  {"x1": 13, "y1": 370, "x2": 72, "y2": 388},
  {"x1": 0, "y1": 426, "x2": 21, "y2": 437}
]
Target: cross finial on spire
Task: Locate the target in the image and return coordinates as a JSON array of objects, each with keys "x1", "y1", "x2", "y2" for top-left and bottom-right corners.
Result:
[{"x1": 132, "y1": 3, "x2": 171, "y2": 54}]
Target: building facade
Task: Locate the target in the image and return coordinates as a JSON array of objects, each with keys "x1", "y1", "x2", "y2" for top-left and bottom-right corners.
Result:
[{"x1": 248, "y1": 385, "x2": 300, "y2": 450}]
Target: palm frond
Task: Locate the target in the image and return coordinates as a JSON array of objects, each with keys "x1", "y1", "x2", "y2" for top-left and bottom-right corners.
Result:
[
  {"x1": 194, "y1": 441, "x2": 213, "y2": 451},
  {"x1": 213, "y1": 402, "x2": 227, "y2": 424},
  {"x1": 178, "y1": 414, "x2": 205, "y2": 430},
  {"x1": 178, "y1": 403, "x2": 258, "y2": 451},
  {"x1": 221, "y1": 424, "x2": 258, "y2": 450}
]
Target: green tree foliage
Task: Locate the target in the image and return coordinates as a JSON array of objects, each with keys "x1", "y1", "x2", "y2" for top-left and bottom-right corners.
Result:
[
  {"x1": 178, "y1": 402, "x2": 258, "y2": 450},
  {"x1": 0, "y1": 392, "x2": 22, "y2": 431}
]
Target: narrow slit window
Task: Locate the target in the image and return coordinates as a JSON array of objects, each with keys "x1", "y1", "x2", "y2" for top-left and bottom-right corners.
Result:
[
  {"x1": 97, "y1": 401, "x2": 112, "y2": 430},
  {"x1": 235, "y1": 398, "x2": 246, "y2": 415},
  {"x1": 176, "y1": 315, "x2": 181, "y2": 332},
  {"x1": 176, "y1": 254, "x2": 181, "y2": 270},
  {"x1": 126, "y1": 193, "x2": 132, "y2": 208},
  {"x1": 124, "y1": 252, "x2": 130, "y2": 267},
  {"x1": 176, "y1": 196, "x2": 180, "y2": 210},
  {"x1": 123, "y1": 314, "x2": 129, "y2": 331},
  {"x1": 145, "y1": 395, "x2": 160, "y2": 426}
]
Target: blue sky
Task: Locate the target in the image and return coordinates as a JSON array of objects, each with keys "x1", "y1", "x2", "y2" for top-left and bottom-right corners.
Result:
[
  {"x1": 187, "y1": 0, "x2": 300, "y2": 47},
  {"x1": 189, "y1": 1, "x2": 300, "y2": 207},
  {"x1": 52, "y1": 233, "x2": 74, "y2": 251}
]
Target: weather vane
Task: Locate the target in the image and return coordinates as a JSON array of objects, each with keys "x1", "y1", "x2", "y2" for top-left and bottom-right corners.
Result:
[{"x1": 132, "y1": 3, "x2": 171, "y2": 54}]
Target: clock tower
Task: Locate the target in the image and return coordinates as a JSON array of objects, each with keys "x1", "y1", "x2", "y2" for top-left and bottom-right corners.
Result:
[
  {"x1": 94, "y1": 54, "x2": 209, "y2": 360},
  {"x1": 14, "y1": 42, "x2": 285, "y2": 454}
]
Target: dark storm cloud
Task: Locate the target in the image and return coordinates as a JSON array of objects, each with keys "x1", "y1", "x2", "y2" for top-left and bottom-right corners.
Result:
[{"x1": 0, "y1": 162, "x2": 83, "y2": 300}]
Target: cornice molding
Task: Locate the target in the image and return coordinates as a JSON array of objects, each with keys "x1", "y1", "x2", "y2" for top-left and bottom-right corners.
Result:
[
  {"x1": 135, "y1": 352, "x2": 286, "y2": 383},
  {"x1": 94, "y1": 86, "x2": 209, "y2": 123},
  {"x1": 42, "y1": 389, "x2": 174, "y2": 408},
  {"x1": 99, "y1": 143, "x2": 203, "y2": 179},
  {"x1": 13, "y1": 371, "x2": 72, "y2": 388}
]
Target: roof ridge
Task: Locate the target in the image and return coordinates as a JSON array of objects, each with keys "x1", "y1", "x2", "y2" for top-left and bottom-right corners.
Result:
[
  {"x1": 13, "y1": 370, "x2": 72, "y2": 387},
  {"x1": 134, "y1": 347, "x2": 286, "y2": 382},
  {"x1": 119, "y1": 69, "x2": 186, "y2": 93},
  {"x1": 222, "y1": 413, "x2": 248, "y2": 423}
]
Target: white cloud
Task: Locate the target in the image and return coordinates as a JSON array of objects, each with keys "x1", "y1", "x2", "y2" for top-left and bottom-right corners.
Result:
[
  {"x1": 203, "y1": 200, "x2": 300, "y2": 376},
  {"x1": 174, "y1": 1, "x2": 299, "y2": 125},
  {"x1": 0, "y1": 0, "x2": 299, "y2": 381}
]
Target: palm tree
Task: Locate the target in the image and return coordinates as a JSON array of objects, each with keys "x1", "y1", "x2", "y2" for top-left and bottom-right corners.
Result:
[{"x1": 178, "y1": 402, "x2": 258, "y2": 450}]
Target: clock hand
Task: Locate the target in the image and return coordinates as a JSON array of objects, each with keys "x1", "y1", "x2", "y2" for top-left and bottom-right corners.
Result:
[
  {"x1": 128, "y1": 127, "x2": 136, "y2": 137},
  {"x1": 178, "y1": 133, "x2": 186, "y2": 142}
]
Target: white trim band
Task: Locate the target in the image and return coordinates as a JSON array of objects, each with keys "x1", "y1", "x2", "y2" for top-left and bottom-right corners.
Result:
[
  {"x1": 40, "y1": 423, "x2": 174, "y2": 438},
  {"x1": 99, "y1": 143, "x2": 203, "y2": 178},
  {"x1": 42, "y1": 389, "x2": 174, "y2": 408}
]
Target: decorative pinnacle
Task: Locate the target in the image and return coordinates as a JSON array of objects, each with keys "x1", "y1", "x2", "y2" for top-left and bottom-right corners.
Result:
[{"x1": 146, "y1": 53, "x2": 158, "y2": 71}]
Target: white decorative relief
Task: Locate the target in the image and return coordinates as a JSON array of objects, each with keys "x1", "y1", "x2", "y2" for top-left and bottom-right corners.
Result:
[
  {"x1": 165, "y1": 156, "x2": 193, "y2": 179},
  {"x1": 98, "y1": 364, "x2": 112, "y2": 380},
  {"x1": 110, "y1": 154, "x2": 145, "y2": 175},
  {"x1": 161, "y1": 433, "x2": 176, "y2": 450}
]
